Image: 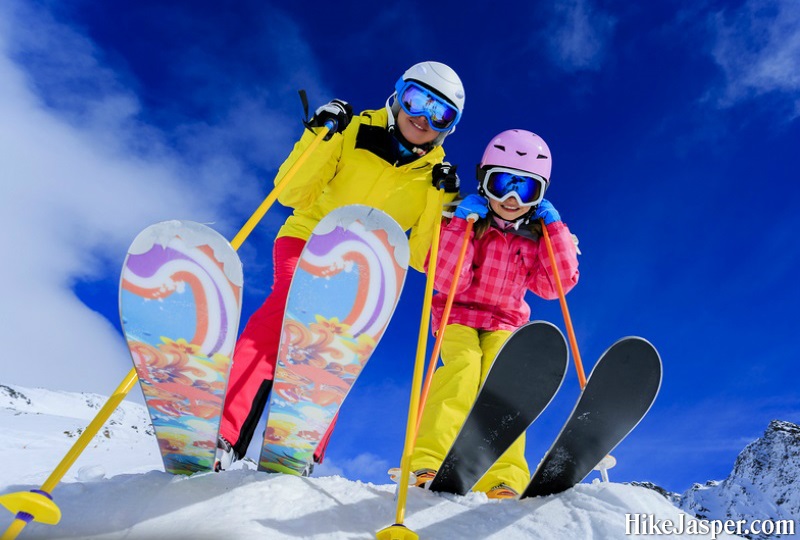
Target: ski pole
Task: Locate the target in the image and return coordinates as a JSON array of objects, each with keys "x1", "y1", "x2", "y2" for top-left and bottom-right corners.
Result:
[
  {"x1": 0, "y1": 123, "x2": 336, "y2": 540},
  {"x1": 415, "y1": 217, "x2": 475, "y2": 434},
  {"x1": 0, "y1": 371, "x2": 138, "y2": 540},
  {"x1": 377, "y1": 189, "x2": 445, "y2": 540},
  {"x1": 541, "y1": 219, "x2": 615, "y2": 480},
  {"x1": 540, "y1": 219, "x2": 586, "y2": 388},
  {"x1": 230, "y1": 121, "x2": 336, "y2": 249}
]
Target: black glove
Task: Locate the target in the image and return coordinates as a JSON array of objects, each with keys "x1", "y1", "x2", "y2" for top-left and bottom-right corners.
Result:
[
  {"x1": 307, "y1": 99, "x2": 353, "y2": 141},
  {"x1": 432, "y1": 162, "x2": 460, "y2": 193}
]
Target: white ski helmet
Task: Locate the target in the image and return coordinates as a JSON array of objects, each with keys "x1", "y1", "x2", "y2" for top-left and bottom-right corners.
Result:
[{"x1": 387, "y1": 61, "x2": 465, "y2": 147}]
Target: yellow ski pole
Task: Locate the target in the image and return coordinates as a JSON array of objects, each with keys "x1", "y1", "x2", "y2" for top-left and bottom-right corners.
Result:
[
  {"x1": 0, "y1": 124, "x2": 334, "y2": 540},
  {"x1": 376, "y1": 190, "x2": 445, "y2": 540},
  {"x1": 0, "y1": 371, "x2": 137, "y2": 540},
  {"x1": 231, "y1": 123, "x2": 334, "y2": 249}
]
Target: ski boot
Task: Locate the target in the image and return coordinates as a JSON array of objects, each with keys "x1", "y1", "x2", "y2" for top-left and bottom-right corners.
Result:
[
  {"x1": 413, "y1": 468, "x2": 437, "y2": 488},
  {"x1": 486, "y1": 483, "x2": 519, "y2": 500},
  {"x1": 214, "y1": 436, "x2": 236, "y2": 472}
]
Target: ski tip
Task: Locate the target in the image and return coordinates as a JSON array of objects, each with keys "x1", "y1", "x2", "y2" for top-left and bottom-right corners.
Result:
[
  {"x1": 526, "y1": 320, "x2": 567, "y2": 340},
  {"x1": 313, "y1": 205, "x2": 410, "y2": 269},
  {"x1": 126, "y1": 220, "x2": 243, "y2": 286},
  {"x1": 593, "y1": 336, "x2": 663, "y2": 389},
  {"x1": 601, "y1": 336, "x2": 662, "y2": 367},
  {"x1": 527, "y1": 319, "x2": 561, "y2": 331},
  {"x1": 616, "y1": 335, "x2": 658, "y2": 350}
]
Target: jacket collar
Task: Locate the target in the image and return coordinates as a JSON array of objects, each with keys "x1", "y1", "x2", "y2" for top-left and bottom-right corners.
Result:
[{"x1": 356, "y1": 108, "x2": 445, "y2": 168}]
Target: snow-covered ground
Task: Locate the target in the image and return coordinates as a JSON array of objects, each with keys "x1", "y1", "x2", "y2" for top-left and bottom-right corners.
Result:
[{"x1": 0, "y1": 384, "x2": 745, "y2": 539}]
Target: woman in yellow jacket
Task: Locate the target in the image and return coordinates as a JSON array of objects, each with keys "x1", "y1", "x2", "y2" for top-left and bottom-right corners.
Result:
[{"x1": 215, "y1": 61, "x2": 464, "y2": 471}]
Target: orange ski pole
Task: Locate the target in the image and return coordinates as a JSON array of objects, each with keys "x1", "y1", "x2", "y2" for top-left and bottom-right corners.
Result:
[
  {"x1": 540, "y1": 219, "x2": 586, "y2": 388},
  {"x1": 542, "y1": 219, "x2": 620, "y2": 480}
]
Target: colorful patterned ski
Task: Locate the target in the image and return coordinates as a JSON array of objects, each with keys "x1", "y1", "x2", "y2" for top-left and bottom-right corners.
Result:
[
  {"x1": 258, "y1": 205, "x2": 409, "y2": 475},
  {"x1": 120, "y1": 220, "x2": 243, "y2": 475}
]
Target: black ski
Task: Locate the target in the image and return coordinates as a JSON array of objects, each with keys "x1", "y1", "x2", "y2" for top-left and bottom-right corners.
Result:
[
  {"x1": 428, "y1": 321, "x2": 568, "y2": 495},
  {"x1": 520, "y1": 336, "x2": 662, "y2": 499}
]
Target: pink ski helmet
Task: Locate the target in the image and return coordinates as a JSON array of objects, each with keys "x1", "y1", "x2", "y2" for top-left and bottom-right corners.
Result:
[{"x1": 479, "y1": 129, "x2": 552, "y2": 180}]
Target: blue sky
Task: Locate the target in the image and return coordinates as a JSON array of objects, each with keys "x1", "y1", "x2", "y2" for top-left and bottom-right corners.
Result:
[{"x1": 1, "y1": 0, "x2": 798, "y2": 494}]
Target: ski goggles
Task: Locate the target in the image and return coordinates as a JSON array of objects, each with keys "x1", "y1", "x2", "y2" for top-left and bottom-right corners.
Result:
[
  {"x1": 395, "y1": 81, "x2": 461, "y2": 132},
  {"x1": 480, "y1": 167, "x2": 548, "y2": 207}
]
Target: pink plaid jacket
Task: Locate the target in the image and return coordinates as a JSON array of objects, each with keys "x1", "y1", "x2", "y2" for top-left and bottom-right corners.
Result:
[{"x1": 429, "y1": 216, "x2": 579, "y2": 334}]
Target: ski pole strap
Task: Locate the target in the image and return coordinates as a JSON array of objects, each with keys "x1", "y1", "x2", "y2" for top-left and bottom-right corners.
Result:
[
  {"x1": 299, "y1": 90, "x2": 339, "y2": 135},
  {"x1": 299, "y1": 89, "x2": 310, "y2": 124}
]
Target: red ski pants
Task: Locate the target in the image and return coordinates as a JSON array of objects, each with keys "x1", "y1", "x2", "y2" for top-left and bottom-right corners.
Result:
[{"x1": 219, "y1": 235, "x2": 337, "y2": 462}]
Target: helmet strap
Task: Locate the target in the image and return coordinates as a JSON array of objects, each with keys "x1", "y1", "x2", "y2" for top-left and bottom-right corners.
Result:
[
  {"x1": 389, "y1": 125, "x2": 433, "y2": 156},
  {"x1": 519, "y1": 207, "x2": 537, "y2": 227}
]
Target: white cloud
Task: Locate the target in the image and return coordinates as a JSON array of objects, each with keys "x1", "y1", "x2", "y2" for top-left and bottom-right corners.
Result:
[
  {"x1": 545, "y1": 0, "x2": 616, "y2": 72},
  {"x1": 314, "y1": 452, "x2": 391, "y2": 481},
  {"x1": 710, "y1": 0, "x2": 800, "y2": 117},
  {"x1": 0, "y1": 2, "x2": 318, "y2": 394},
  {"x1": 0, "y1": 23, "x2": 204, "y2": 394}
]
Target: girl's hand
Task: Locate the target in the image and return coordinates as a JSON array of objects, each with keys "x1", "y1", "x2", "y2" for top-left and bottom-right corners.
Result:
[
  {"x1": 455, "y1": 194, "x2": 489, "y2": 221},
  {"x1": 533, "y1": 199, "x2": 561, "y2": 225}
]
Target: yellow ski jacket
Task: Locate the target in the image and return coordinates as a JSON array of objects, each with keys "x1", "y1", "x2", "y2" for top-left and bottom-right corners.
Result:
[{"x1": 275, "y1": 107, "x2": 456, "y2": 272}]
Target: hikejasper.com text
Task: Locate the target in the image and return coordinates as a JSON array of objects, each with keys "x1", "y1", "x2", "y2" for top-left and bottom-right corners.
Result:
[{"x1": 625, "y1": 513, "x2": 795, "y2": 539}]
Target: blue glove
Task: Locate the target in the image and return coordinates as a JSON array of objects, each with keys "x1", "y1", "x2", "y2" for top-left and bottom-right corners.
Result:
[
  {"x1": 454, "y1": 194, "x2": 489, "y2": 221},
  {"x1": 533, "y1": 199, "x2": 561, "y2": 225}
]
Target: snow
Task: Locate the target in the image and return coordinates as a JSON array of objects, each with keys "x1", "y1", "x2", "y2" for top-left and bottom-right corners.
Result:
[{"x1": 0, "y1": 384, "x2": 742, "y2": 539}]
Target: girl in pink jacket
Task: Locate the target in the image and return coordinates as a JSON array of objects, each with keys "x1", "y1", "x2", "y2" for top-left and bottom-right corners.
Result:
[{"x1": 410, "y1": 129, "x2": 580, "y2": 498}]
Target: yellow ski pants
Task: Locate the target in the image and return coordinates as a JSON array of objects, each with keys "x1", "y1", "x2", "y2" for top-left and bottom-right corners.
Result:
[{"x1": 410, "y1": 324, "x2": 530, "y2": 493}]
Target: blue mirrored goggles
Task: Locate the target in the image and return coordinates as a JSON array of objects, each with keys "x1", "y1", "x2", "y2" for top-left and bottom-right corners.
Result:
[
  {"x1": 395, "y1": 81, "x2": 461, "y2": 132},
  {"x1": 480, "y1": 167, "x2": 548, "y2": 207}
]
